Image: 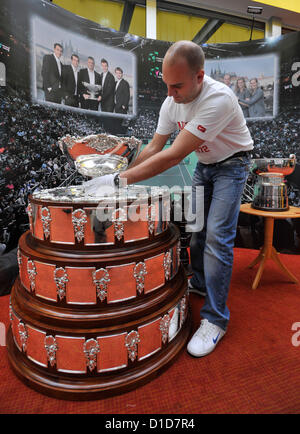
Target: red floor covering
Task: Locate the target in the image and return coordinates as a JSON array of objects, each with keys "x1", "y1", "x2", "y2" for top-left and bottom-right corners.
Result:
[{"x1": 0, "y1": 248, "x2": 299, "y2": 414}]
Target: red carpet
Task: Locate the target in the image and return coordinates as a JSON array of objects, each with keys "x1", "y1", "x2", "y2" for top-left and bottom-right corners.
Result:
[{"x1": 0, "y1": 248, "x2": 300, "y2": 414}]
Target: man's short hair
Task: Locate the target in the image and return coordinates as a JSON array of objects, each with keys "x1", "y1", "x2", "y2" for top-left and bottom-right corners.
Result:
[
  {"x1": 54, "y1": 43, "x2": 63, "y2": 50},
  {"x1": 88, "y1": 56, "x2": 95, "y2": 62},
  {"x1": 164, "y1": 40, "x2": 205, "y2": 73},
  {"x1": 115, "y1": 67, "x2": 123, "y2": 74},
  {"x1": 71, "y1": 54, "x2": 79, "y2": 61},
  {"x1": 101, "y1": 58, "x2": 108, "y2": 65}
]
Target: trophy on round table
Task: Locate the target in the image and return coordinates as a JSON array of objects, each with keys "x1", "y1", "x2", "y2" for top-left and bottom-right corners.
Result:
[
  {"x1": 82, "y1": 82, "x2": 102, "y2": 100},
  {"x1": 250, "y1": 154, "x2": 296, "y2": 211}
]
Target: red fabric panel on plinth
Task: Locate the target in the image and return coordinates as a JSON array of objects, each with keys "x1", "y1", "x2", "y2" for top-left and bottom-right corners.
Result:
[
  {"x1": 26, "y1": 325, "x2": 47, "y2": 367},
  {"x1": 55, "y1": 336, "x2": 86, "y2": 373},
  {"x1": 49, "y1": 207, "x2": 75, "y2": 244},
  {"x1": 144, "y1": 253, "x2": 165, "y2": 293},
  {"x1": 138, "y1": 317, "x2": 162, "y2": 361},
  {"x1": 19, "y1": 254, "x2": 30, "y2": 292},
  {"x1": 97, "y1": 333, "x2": 128, "y2": 372},
  {"x1": 106, "y1": 263, "x2": 136, "y2": 303},
  {"x1": 33, "y1": 205, "x2": 44, "y2": 240},
  {"x1": 65, "y1": 267, "x2": 97, "y2": 304},
  {"x1": 35, "y1": 261, "x2": 57, "y2": 302},
  {"x1": 125, "y1": 204, "x2": 149, "y2": 241}
]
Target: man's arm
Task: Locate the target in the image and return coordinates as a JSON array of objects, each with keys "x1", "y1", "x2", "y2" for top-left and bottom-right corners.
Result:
[
  {"x1": 121, "y1": 129, "x2": 204, "y2": 184},
  {"x1": 129, "y1": 132, "x2": 170, "y2": 169}
]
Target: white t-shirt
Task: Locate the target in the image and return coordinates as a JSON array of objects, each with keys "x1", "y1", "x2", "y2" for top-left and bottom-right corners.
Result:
[
  {"x1": 156, "y1": 75, "x2": 253, "y2": 164},
  {"x1": 88, "y1": 69, "x2": 95, "y2": 85}
]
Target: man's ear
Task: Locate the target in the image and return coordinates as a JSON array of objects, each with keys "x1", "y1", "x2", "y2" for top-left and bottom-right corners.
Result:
[{"x1": 197, "y1": 69, "x2": 205, "y2": 84}]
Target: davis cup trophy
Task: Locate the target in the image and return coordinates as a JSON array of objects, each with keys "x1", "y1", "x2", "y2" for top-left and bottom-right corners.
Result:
[
  {"x1": 82, "y1": 81, "x2": 102, "y2": 100},
  {"x1": 250, "y1": 154, "x2": 296, "y2": 211},
  {"x1": 7, "y1": 132, "x2": 191, "y2": 399},
  {"x1": 58, "y1": 132, "x2": 142, "y2": 177}
]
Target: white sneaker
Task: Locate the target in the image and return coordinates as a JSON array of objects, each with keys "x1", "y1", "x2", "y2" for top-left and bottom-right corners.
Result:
[{"x1": 187, "y1": 319, "x2": 226, "y2": 357}]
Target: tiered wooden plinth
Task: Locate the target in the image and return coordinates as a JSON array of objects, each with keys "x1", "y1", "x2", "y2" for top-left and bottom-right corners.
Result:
[{"x1": 7, "y1": 188, "x2": 191, "y2": 400}]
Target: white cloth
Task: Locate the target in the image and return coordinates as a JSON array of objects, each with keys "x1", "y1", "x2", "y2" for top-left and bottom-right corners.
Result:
[
  {"x1": 53, "y1": 54, "x2": 61, "y2": 76},
  {"x1": 102, "y1": 71, "x2": 107, "y2": 86},
  {"x1": 156, "y1": 75, "x2": 253, "y2": 164},
  {"x1": 71, "y1": 64, "x2": 78, "y2": 94},
  {"x1": 115, "y1": 78, "x2": 121, "y2": 90},
  {"x1": 88, "y1": 69, "x2": 95, "y2": 85},
  {"x1": 115, "y1": 78, "x2": 121, "y2": 103}
]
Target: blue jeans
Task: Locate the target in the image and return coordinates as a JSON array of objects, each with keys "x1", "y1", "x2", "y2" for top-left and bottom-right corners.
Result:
[{"x1": 189, "y1": 154, "x2": 251, "y2": 330}]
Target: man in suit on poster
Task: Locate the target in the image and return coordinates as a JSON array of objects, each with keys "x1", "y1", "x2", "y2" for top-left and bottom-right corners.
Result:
[
  {"x1": 114, "y1": 67, "x2": 130, "y2": 114},
  {"x1": 78, "y1": 56, "x2": 101, "y2": 111},
  {"x1": 62, "y1": 54, "x2": 80, "y2": 108},
  {"x1": 41, "y1": 43, "x2": 63, "y2": 104},
  {"x1": 99, "y1": 58, "x2": 115, "y2": 112}
]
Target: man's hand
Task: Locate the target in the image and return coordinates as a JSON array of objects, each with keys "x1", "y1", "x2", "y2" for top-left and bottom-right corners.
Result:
[
  {"x1": 83, "y1": 94, "x2": 90, "y2": 100},
  {"x1": 83, "y1": 174, "x2": 115, "y2": 195}
]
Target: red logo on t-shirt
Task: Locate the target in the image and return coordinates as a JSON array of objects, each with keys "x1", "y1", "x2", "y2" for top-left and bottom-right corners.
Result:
[
  {"x1": 177, "y1": 121, "x2": 188, "y2": 130},
  {"x1": 198, "y1": 145, "x2": 210, "y2": 153},
  {"x1": 197, "y1": 124, "x2": 206, "y2": 133}
]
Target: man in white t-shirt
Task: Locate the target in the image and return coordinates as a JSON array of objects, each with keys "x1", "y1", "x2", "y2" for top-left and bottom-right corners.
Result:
[{"x1": 83, "y1": 41, "x2": 253, "y2": 357}]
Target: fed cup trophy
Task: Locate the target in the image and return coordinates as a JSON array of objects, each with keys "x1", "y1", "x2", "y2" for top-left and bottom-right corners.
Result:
[{"x1": 250, "y1": 154, "x2": 296, "y2": 211}]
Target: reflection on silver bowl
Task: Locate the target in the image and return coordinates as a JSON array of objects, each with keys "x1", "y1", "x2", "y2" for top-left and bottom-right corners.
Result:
[
  {"x1": 75, "y1": 154, "x2": 128, "y2": 178},
  {"x1": 250, "y1": 154, "x2": 296, "y2": 176},
  {"x1": 32, "y1": 184, "x2": 169, "y2": 203},
  {"x1": 57, "y1": 133, "x2": 142, "y2": 172}
]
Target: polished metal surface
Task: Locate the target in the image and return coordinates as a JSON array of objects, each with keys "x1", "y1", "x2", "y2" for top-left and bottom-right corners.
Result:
[
  {"x1": 252, "y1": 172, "x2": 289, "y2": 211},
  {"x1": 30, "y1": 185, "x2": 170, "y2": 245},
  {"x1": 57, "y1": 133, "x2": 142, "y2": 176},
  {"x1": 251, "y1": 155, "x2": 296, "y2": 211},
  {"x1": 250, "y1": 154, "x2": 296, "y2": 176},
  {"x1": 75, "y1": 154, "x2": 128, "y2": 177},
  {"x1": 32, "y1": 185, "x2": 169, "y2": 203}
]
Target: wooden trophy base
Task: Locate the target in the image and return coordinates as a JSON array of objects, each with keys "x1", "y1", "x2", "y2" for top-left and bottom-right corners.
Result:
[{"x1": 7, "y1": 311, "x2": 191, "y2": 401}]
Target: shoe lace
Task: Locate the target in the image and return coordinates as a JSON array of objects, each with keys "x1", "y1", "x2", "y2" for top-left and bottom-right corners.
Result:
[{"x1": 194, "y1": 319, "x2": 217, "y2": 343}]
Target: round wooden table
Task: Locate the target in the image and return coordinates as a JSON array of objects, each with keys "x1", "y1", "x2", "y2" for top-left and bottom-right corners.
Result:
[{"x1": 240, "y1": 203, "x2": 300, "y2": 289}]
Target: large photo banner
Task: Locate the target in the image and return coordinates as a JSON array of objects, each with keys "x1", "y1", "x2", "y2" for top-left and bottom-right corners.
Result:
[{"x1": 0, "y1": 0, "x2": 300, "y2": 261}]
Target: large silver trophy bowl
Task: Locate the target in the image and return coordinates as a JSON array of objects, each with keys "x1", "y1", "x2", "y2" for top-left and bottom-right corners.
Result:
[
  {"x1": 75, "y1": 154, "x2": 128, "y2": 177},
  {"x1": 82, "y1": 82, "x2": 102, "y2": 100},
  {"x1": 58, "y1": 133, "x2": 142, "y2": 178},
  {"x1": 250, "y1": 154, "x2": 296, "y2": 211}
]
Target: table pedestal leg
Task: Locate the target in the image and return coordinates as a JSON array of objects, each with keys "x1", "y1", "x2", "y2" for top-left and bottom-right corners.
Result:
[
  {"x1": 247, "y1": 216, "x2": 298, "y2": 289},
  {"x1": 271, "y1": 247, "x2": 298, "y2": 284}
]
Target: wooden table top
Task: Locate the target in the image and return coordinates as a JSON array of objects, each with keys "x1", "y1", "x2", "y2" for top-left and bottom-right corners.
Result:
[{"x1": 240, "y1": 203, "x2": 300, "y2": 219}]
